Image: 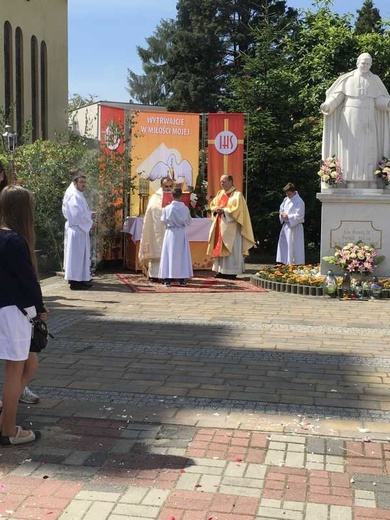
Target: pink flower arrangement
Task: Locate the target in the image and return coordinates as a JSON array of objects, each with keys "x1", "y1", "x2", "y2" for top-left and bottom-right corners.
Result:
[
  {"x1": 375, "y1": 156, "x2": 390, "y2": 184},
  {"x1": 318, "y1": 156, "x2": 343, "y2": 185},
  {"x1": 323, "y1": 241, "x2": 384, "y2": 274}
]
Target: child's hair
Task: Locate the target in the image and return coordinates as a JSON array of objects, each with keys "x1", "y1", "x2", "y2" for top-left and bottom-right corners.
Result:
[{"x1": 172, "y1": 187, "x2": 182, "y2": 200}]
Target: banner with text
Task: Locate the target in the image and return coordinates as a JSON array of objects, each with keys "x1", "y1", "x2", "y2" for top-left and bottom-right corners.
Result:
[
  {"x1": 131, "y1": 111, "x2": 200, "y2": 202},
  {"x1": 207, "y1": 113, "x2": 245, "y2": 198}
]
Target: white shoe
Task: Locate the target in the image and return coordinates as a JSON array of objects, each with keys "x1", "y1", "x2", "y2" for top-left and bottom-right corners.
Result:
[{"x1": 19, "y1": 387, "x2": 40, "y2": 404}]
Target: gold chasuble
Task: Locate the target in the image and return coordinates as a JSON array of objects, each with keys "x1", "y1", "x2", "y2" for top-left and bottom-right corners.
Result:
[{"x1": 207, "y1": 188, "x2": 255, "y2": 258}]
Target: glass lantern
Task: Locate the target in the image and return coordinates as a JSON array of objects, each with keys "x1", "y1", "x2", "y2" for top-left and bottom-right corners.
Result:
[
  {"x1": 342, "y1": 270, "x2": 351, "y2": 299},
  {"x1": 354, "y1": 280, "x2": 363, "y2": 300},
  {"x1": 323, "y1": 269, "x2": 338, "y2": 298},
  {"x1": 370, "y1": 276, "x2": 382, "y2": 299}
]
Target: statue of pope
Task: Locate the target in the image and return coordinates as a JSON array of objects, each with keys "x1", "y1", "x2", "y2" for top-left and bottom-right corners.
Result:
[{"x1": 321, "y1": 53, "x2": 390, "y2": 182}]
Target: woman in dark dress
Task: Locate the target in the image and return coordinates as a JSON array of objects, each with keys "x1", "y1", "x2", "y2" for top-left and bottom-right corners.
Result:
[{"x1": 0, "y1": 186, "x2": 46, "y2": 445}]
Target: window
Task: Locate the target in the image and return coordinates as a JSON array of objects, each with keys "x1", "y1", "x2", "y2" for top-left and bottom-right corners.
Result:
[
  {"x1": 15, "y1": 27, "x2": 24, "y2": 137},
  {"x1": 31, "y1": 35, "x2": 39, "y2": 141},
  {"x1": 40, "y1": 41, "x2": 48, "y2": 139},
  {"x1": 4, "y1": 22, "x2": 13, "y2": 123}
]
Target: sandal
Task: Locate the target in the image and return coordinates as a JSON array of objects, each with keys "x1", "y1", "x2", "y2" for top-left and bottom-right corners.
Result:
[{"x1": 0, "y1": 425, "x2": 41, "y2": 446}]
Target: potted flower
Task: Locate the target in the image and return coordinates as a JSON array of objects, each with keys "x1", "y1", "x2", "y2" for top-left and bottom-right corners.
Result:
[
  {"x1": 323, "y1": 241, "x2": 384, "y2": 278},
  {"x1": 318, "y1": 156, "x2": 344, "y2": 187},
  {"x1": 375, "y1": 156, "x2": 390, "y2": 189}
]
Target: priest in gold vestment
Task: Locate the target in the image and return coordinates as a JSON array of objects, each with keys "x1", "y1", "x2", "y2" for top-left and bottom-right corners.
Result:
[{"x1": 207, "y1": 174, "x2": 255, "y2": 279}]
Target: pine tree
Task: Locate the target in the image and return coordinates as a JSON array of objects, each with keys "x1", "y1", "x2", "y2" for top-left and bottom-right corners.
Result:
[
  {"x1": 355, "y1": 0, "x2": 382, "y2": 34},
  {"x1": 126, "y1": 19, "x2": 175, "y2": 105}
]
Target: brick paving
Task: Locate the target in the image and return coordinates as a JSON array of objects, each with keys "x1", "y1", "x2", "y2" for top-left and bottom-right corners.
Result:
[{"x1": 0, "y1": 268, "x2": 390, "y2": 519}]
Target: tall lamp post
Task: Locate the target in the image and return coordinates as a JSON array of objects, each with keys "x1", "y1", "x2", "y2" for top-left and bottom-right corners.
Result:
[{"x1": 2, "y1": 125, "x2": 18, "y2": 183}]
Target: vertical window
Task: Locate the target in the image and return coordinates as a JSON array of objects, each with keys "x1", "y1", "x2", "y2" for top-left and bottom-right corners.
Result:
[
  {"x1": 15, "y1": 27, "x2": 24, "y2": 137},
  {"x1": 4, "y1": 22, "x2": 13, "y2": 123},
  {"x1": 40, "y1": 41, "x2": 48, "y2": 139},
  {"x1": 31, "y1": 35, "x2": 38, "y2": 141}
]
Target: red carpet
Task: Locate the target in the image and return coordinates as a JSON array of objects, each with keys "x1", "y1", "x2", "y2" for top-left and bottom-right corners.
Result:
[{"x1": 115, "y1": 272, "x2": 267, "y2": 294}]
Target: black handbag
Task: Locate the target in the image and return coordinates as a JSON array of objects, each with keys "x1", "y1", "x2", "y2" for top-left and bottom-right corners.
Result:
[
  {"x1": 18, "y1": 308, "x2": 53, "y2": 353},
  {"x1": 30, "y1": 317, "x2": 53, "y2": 353}
]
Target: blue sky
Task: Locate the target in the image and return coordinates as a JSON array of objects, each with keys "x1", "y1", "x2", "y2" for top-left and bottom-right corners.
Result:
[{"x1": 68, "y1": 0, "x2": 390, "y2": 103}]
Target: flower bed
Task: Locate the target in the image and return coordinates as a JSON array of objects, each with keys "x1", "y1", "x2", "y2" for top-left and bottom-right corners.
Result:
[{"x1": 253, "y1": 264, "x2": 390, "y2": 298}]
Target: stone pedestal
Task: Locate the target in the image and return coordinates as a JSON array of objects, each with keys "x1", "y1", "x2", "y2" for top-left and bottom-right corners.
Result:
[{"x1": 317, "y1": 188, "x2": 390, "y2": 276}]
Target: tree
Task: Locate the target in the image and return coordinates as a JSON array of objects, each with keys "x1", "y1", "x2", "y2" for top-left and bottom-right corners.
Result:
[
  {"x1": 224, "y1": 2, "x2": 303, "y2": 254},
  {"x1": 355, "y1": 0, "x2": 382, "y2": 34},
  {"x1": 126, "y1": 19, "x2": 176, "y2": 105},
  {"x1": 127, "y1": 0, "x2": 297, "y2": 112},
  {"x1": 165, "y1": 0, "x2": 227, "y2": 112},
  {"x1": 68, "y1": 93, "x2": 98, "y2": 113}
]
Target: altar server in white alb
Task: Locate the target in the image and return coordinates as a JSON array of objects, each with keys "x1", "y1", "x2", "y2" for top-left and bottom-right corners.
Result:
[
  {"x1": 62, "y1": 169, "x2": 95, "y2": 290},
  {"x1": 276, "y1": 182, "x2": 305, "y2": 265},
  {"x1": 159, "y1": 188, "x2": 193, "y2": 287}
]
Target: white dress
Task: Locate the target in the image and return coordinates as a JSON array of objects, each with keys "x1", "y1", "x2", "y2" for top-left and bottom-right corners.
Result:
[
  {"x1": 158, "y1": 201, "x2": 193, "y2": 279},
  {"x1": 0, "y1": 305, "x2": 36, "y2": 361}
]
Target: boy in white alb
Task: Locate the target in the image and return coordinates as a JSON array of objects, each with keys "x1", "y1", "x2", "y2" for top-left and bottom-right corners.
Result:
[{"x1": 159, "y1": 188, "x2": 193, "y2": 287}]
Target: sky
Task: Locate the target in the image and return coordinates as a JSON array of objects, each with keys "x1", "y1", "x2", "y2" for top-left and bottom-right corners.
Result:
[{"x1": 68, "y1": 0, "x2": 390, "y2": 103}]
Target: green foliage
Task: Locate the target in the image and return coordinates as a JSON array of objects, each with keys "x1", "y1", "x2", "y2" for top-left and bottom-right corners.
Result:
[{"x1": 14, "y1": 138, "x2": 86, "y2": 271}]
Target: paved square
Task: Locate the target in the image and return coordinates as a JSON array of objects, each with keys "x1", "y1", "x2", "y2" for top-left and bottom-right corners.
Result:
[{"x1": 0, "y1": 270, "x2": 390, "y2": 519}]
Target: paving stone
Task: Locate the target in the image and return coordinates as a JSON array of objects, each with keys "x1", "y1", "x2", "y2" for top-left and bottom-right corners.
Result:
[
  {"x1": 256, "y1": 505, "x2": 303, "y2": 519},
  {"x1": 326, "y1": 439, "x2": 345, "y2": 456},
  {"x1": 9, "y1": 462, "x2": 41, "y2": 476},
  {"x1": 329, "y1": 505, "x2": 352, "y2": 520},
  {"x1": 58, "y1": 499, "x2": 92, "y2": 520},
  {"x1": 111, "y1": 503, "x2": 160, "y2": 517},
  {"x1": 220, "y1": 483, "x2": 262, "y2": 497},
  {"x1": 222, "y1": 476, "x2": 264, "y2": 489},
  {"x1": 83, "y1": 501, "x2": 115, "y2": 520},
  {"x1": 224, "y1": 461, "x2": 247, "y2": 477},
  {"x1": 377, "y1": 492, "x2": 390, "y2": 510},
  {"x1": 176, "y1": 472, "x2": 200, "y2": 490},
  {"x1": 119, "y1": 487, "x2": 148, "y2": 504},
  {"x1": 245, "y1": 463, "x2": 267, "y2": 480},
  {"x1": 305, "y1": 503, "x2": 328, "y2": 520},
  {"x1": 142, "y1": 489, "x2": 170, "y2": 506},
  {"x1": 75, "y1": 490, "x2": 122, "y2": 502},
  {"x1": 307, "y1": 438, "x2": 326, "y2": 455},
  {"x1": 285, "y1": 452, "x2": 305, "y2": 468}
]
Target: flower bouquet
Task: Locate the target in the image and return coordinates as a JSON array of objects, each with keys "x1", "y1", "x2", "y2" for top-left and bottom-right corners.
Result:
[
  {"x1": 318, "y1": 156, "x2": 343, "y2": 186},
  {"x1": 375, "y1": 157, "x2": 390, "y2": 185},
  {"x1": 189, "y1": 178, "x2": 209, "y2": 218},
  {"x1": 323, "y1": 241, "x2": 384, "y2": 274}
]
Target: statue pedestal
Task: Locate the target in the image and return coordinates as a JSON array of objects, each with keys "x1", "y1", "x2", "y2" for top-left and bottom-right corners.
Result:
[{"x1": 317, "y1": 189, "x2": 390, "y2": 276}]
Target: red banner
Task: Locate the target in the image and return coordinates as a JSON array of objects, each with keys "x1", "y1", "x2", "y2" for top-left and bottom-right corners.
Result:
[
  {"x1": 207, "y1": 113, "x2": 245, "y2": 198},
  {"x1": 100, "y1": 105, "x2": 125, "y2": 154}
]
